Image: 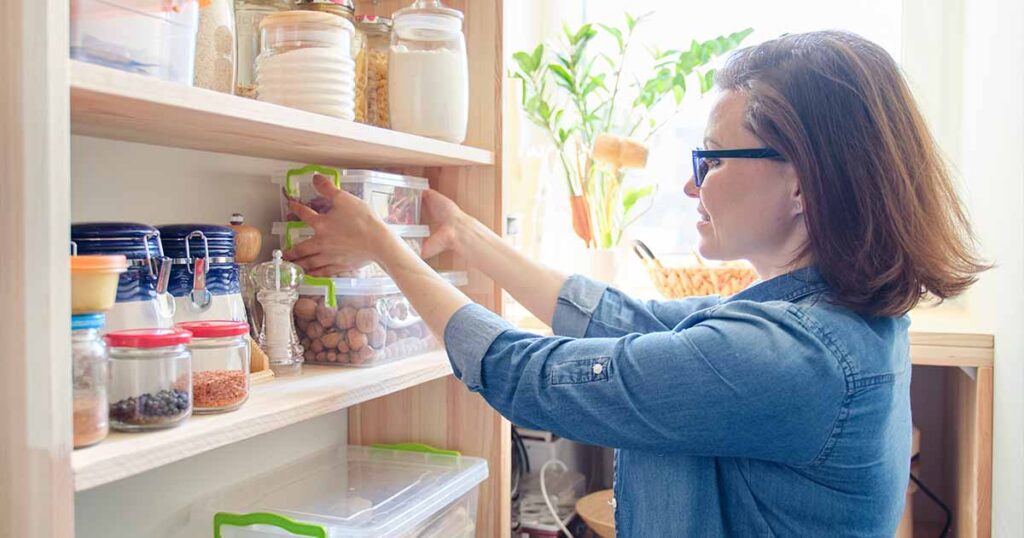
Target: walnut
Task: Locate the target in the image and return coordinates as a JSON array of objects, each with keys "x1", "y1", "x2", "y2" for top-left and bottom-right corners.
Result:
[
  {"x1": 356, "y1": 308, "x2": 379, "y2": 333},
  {"x1": 347, "y1": 328, "x2": 368, "y2": 351},
  {"x1": 294, "y1": 297, "x2": 317, "y2": 320},
  {"x1": 335, "y1": 306, "x2": 357, "y2": 330}
]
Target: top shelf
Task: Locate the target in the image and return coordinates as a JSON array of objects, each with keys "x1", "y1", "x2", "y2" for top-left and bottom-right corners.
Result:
[{"x1": 69, "y1": 61, "x2": 494, "y2": 168}]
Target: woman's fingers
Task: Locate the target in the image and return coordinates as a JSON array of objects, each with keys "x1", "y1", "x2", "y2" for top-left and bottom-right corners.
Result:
[
  {"x1": 307, "y1": 265, "x2": 350, "y2": 277},
  {"x1": 288, "y1": 200, "x2": 321, "y2": 225},
  {"x1": 312, "y1": 173, "x2": 343, "y2": 199}
]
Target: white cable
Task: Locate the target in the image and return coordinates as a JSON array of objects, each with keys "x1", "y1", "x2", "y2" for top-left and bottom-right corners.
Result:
[{"x1": 540, "y1": 459, "x2": 573, "y2": 538}]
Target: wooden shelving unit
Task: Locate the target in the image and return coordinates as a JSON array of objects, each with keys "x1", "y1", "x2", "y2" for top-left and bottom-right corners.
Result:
[{"x1": 72, "y1": 351, "x2": 452, "y2": 492}]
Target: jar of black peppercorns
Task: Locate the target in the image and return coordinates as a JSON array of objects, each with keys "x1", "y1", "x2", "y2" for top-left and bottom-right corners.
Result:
[{"x1": 104, "y1": 328, "x2": 194, "y2": 431}]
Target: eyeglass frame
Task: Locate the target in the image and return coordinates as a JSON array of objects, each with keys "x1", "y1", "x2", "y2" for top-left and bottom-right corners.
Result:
[{"x1": 691, "y1": 148, "x2": 784, "y2": 187}]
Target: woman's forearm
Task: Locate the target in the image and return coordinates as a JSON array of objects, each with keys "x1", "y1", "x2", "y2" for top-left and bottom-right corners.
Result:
[{"x1": 451, "y1": 212, "x2": 567, "y2": 326}]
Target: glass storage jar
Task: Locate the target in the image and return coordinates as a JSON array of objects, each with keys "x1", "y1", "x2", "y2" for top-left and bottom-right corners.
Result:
[
  {"x1": 178, "y1": 321, "x2": 251, "y2": 413},
  {"x1": 234, "y1": 0, "x2": 290, "y2": 98},
  {"x1": 105, "y1": 328, "x2": 193, "y2": 431},
  {"x1": 72, "y1": 313, "x2": 110, "y2": 449},
  {"x1": 295, "y1": 0, "x2": 368, "y2": 123},
  {"x1": 256, "y1": 10, "x2": 358, "y2": 119},
  {"x1": 195, "y1": 0, "x2": 237, "y2": 93},
  {"x1": 389, "y1": 0, "x2": 468, "y2": 143},
  {"x1": 357, "y1": 15, "x2": 392, "y2": 128}
]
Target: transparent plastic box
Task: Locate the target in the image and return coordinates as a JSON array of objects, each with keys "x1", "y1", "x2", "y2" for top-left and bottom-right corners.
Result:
[
  {"x1": 294, "y1": 272, "x2": 466, "y2": 367},
  {"x1": 70, "y1": 0, "x2": 199, "y2": 84},
  {"x1": 271, "y1": 222, "x2": 428, "y2": 278},
  {"x1": 274, "y1": 166, "x2": 428, "y2": 225},
  {"x1": 191, "y1": 445, "x2": 488, "y2": 538}
]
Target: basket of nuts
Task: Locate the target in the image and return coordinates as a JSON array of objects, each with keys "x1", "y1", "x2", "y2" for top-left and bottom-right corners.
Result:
[
  {"x1": 293, "y1": 273, "x2": 465, "y2": 367},
  {"x1": 633, "y1": 240, "x2": 759, "y2": 299}
]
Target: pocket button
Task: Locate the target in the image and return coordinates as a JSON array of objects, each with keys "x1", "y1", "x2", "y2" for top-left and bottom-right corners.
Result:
[{"x1": 592, "y1": 363, "x2": 605, "y2": 375}]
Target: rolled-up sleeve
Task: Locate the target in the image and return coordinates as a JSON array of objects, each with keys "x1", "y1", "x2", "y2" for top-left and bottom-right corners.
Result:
[
  {"x1": 552, "y1": 274, "x2": 724, "y2": 338},
  {"x1": 444, "y1": 299, "x2": 847, "y2": 463}
]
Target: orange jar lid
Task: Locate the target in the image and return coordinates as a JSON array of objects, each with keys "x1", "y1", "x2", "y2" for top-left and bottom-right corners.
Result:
[{"x1": 71, "y1": 255, "x2": 128, "y2": 273}]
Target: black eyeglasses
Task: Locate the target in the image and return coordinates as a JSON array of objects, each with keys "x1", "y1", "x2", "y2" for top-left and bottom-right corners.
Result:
[{"x1": 691, "y1": 147, "x2": 784, "y2": 187}]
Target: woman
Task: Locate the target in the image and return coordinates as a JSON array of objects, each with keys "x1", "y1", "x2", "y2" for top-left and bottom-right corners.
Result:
[{"x1": 285, "y1": 31, "x2": 986, "y2": 536}]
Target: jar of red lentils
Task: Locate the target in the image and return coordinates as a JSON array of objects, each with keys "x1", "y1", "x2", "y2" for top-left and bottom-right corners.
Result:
[{"x1": 177, "y1": 321, "x2": 251, "y2": 413}]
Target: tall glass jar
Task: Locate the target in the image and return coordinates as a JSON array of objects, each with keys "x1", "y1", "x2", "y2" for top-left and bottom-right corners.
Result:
[
  {"x1": 389, "y1": 0, "x2": 468, "y2": 143},
  {"x1": 178, "y1": 321, "x2": 251, "y2": 413},
  {"x1": 234, "y1": 0, "x2": 290, "y2": 98},
  {"x1": 105, "y1": 329, "x2": 193, "y2": 431},
  {"x1": 358, "y1": 15, "x2": 392, "y2": 128},
  {"x1": 256, "y1": 10, "x2": 357, "y2": 119},
  {"x1": 72, "y1": 313, "x2": 109, "y2": 449},
  {"x1": 295, "y1": 0, "x2": 367, "y2": 123}
]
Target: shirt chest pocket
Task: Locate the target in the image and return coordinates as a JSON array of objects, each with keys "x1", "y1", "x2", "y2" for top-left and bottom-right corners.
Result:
[{"x1": 550, "y1": 356, "x2": 612, "y2": 386}]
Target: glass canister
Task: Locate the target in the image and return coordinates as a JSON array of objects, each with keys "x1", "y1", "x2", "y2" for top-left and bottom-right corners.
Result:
[
  {"x1": 72, "y1": 313, "x2": 110, "y2": 449},
  {"x1": 105, "y1": 329, "x2": 193, "y2": 431},
  {"x1": 389, "y1": 0, "x2": 468, "y2": 143},
  {"x1": 195, "y1": 0, "x2": 237, "y2": 93},
  {"x1": 157, "y1": 224, "x2": 246, "y2": 324},
  {"x1": 357, "y1": 15, "x2": 392, "y2": 128},
  {"x1": 234, "y1": 0, "x2": 290, "y2": 98},
  {"x1": 256, "y1": 10, "x2": 358, "y2": 120},
  {"x1": 295, "y1": 0, "x2": 368, "y2": 123},
  {"x1": 252, "y1": 250, "x2": 305, "y2": 376},
  {"x1": 178, "y1": 321, "x2": 251, "y2": 413}
]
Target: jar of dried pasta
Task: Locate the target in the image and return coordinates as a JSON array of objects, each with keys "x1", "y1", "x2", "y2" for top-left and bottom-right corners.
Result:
[
  {"x1": 357, "y1": 15, "x2": 392, "y2": 128},
  {"x1": 296, "y1": 0, "x2": 368, "y2": 123}
]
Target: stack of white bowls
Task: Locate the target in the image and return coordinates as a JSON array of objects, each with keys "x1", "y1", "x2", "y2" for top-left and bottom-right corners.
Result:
[{"x1": 255, "y1": 11, "x2": 356, "y2": 120}]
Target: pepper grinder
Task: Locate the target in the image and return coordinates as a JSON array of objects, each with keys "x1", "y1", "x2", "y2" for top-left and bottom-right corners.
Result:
[{"x1": 252, "y1": 250, "x2": 304, "y2": 376}]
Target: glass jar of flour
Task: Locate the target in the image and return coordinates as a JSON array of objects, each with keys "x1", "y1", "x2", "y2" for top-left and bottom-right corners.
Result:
[{"x1": 389, "y1": 0, "x2": 468, "y2": 143}]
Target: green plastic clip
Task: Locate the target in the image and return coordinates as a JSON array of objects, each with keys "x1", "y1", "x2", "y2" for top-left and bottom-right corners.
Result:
[
  {"x1": 214, "y1": 511, "x2": 326, "y2": 538},
  {"x1": 301, "y1": 276, "x2": 337, "y2": 308},
  {"x1": 284, "y1": 164, "x2": 341, "y2": 198},
  {"x1": 282, "y1": 221, "x2": 312, "y2": 250},
  {"x1": 372, "y1": 442, "x2": 462, "y2": 457}
]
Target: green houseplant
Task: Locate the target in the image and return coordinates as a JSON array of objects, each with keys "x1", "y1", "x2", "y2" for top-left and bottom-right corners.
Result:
[{"x1": 510, "y1": 14, "x2": 752, "y2": 249}]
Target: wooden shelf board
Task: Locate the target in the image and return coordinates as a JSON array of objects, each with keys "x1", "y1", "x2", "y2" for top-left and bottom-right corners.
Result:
[
  {"x1": 72, "y1": 350, "x2": 452, "y2": 492},
  {"x1": 69, "y1": 61, "x2": 494, "y2": 168}
]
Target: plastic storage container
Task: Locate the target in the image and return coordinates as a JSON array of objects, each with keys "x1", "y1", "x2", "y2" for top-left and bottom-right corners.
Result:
[
  {"x1": 158, "y1": 224, "x2": 247, "y2": 324},
  {"x1": 234, "y1": 0, "x2": 290, "y2": 98},
  {"x1": 295, "y1": 0, "x2": 368, "y2": 123},
  {"x1": 389, "y1": 0, "x2": 468, "y2": 143},
  {"x1": 294, "y1": 272, "x2": 466, "y2": 367},
  {"x1": 256, "y1": 10, "x2": 357, "y2": 119},
  {"x1": 358, "y1": 16, "x2": 392, "y2": 128},
  {"x1": 105, "y1": 328, "x2": 193, "y2": 431},
  {"x1": 70, "y1": 0, "x2": 200, "y2": 84},
  {"x1": 178, "y1": 321, "x2": 251, "y2": 413},
  {"x1": 72, "y1": 313, "x2": 110, "y2": 449},
  {"x1": 277, "y1": 164, "x2": 342, "y2": 221},
  {"x1": 71, "y1": 222, "x2": 176, "y2": 331},
  {"x1": 191, "y1": 445, "x2": 487, "y2": 537},
  {"x1": 272, "y1": 222, "x2": 429, "y2": 278},
  {"x1": 275, "y1": 167, "x2": 429, "y2": 226},
  {"x1": 70, "y1": 249, "x2": 127, "y2": 314}
]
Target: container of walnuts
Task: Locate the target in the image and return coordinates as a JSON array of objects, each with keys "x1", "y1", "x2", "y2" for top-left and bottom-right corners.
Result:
[{"x1": 293, "y1": 272, "x2": 467, "y2": 367}]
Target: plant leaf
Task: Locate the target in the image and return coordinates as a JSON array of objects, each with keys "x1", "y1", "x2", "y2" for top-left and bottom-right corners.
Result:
[
  {"x1": 700, "y1": 69, "x2": 716, "y2": 93},
  {"x1": 625, "y1": 12, "x2": 637, "y2": 31},
  {"x1": 532, "y1": 44, "x2": 545, "y2": 69},
  {"x1": 512, "y1": 52, "x2": 536, "y2": 74},
  {"x1": 598, "y1": 24, "x2": 624, "y2": 51},
  {"x1": 548, "y1": 63, "x2": 575, "y2": 91},
  {"x1": 622, "y1": 185, "x2": 655, "y2": 217}
]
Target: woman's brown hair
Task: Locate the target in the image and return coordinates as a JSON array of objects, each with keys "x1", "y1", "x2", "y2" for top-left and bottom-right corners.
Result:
[{"x1": 716, "y1": 30, "x2": 988, "y2": 317}]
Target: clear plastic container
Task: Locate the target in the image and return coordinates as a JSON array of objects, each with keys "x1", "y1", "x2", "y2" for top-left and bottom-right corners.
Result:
[
  {"x1": 276, "y1": 164, "x2": 342, "y2": 221},
  {"x1": 72, "y1": 313, "x2": 110, "y2": 449},
  {"x1": 340, "y1": 169, "x2": 428, "y2": 225},
  {"x1": 191, "y1": 445, "x2": 487, "y2": 537},
  {"x1": 256, "y1": 10, "x2": 357, "y2": 119},
  {"x1": 358, "y1": 15, "x2": 392, "y2": 128},
  {"x1": 272, "y1": 222, "x2": 429, "y2": 278},
  {"x1": 70, "y1": 0, "x2": 200, "y2": 85},
  {"x1": 389, "y1": 0, "x2": 468, "y2": 143},
  {"x1": 105, "y1": 328, "x2": 193, "y2": 431},
  {"x1": 234, "y1": 0, "x2": 291, "y2": 98},
  {"x1": 294, "y1": 272, "x2": 466, "y2": 367},
  {"x1": 178, "y1": 321, "x2": 251, "y2": 413}
]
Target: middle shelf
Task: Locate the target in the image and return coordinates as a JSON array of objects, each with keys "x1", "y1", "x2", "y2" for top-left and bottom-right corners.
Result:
[{"x1": 72, "y1": 350, "x2": 453, "y2": 492}]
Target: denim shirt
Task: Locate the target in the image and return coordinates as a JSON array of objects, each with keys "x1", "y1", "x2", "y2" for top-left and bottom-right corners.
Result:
[{"x1": 444, "y1": 267, "x2": 911, "y2": 537}]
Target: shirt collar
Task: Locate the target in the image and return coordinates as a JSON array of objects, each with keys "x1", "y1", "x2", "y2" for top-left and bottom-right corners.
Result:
[{"x1": 725, "y1": 265, "x2": 830, "y2": 304}]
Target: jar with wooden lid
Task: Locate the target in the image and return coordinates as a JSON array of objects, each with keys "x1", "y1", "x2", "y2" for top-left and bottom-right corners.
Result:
[
  {"x1": 295, "y1": 0, "x2": 367, "y2": 123},
  {"x1": 234, "y1": 0, "x2": 290, "y2": 98},
  {"x1": 256, "y1": 10, "x2": 357, "y2": 119},
  {"x1": 357, "y1": 15, "x2": 392, "y2": 128}
]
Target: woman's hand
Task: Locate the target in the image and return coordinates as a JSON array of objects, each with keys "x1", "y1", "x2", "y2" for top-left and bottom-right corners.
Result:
[
  {"x1": 283, "y1": 174, "x2": 391, "y2": 277},
  {"x1": 420, "y1": 189, "x2": 466, "y2": 259}
]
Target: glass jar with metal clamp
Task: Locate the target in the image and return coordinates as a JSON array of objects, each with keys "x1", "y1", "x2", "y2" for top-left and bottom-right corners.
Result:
[{"x1": 157, "y1": 224, "x2": 247, "y2": 324}]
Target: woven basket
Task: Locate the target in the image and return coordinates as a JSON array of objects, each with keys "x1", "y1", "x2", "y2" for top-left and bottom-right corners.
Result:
[{"x1": 633, "y1": 240, "x2": 759, "y2": 298}]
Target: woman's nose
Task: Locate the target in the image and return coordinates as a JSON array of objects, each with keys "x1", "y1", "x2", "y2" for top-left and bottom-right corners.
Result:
[{"x1": 684, "y1": 175, "x2": 700, "y2": 198}]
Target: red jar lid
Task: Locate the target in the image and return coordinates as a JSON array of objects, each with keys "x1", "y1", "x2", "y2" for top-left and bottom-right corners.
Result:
[
  {"x1": 176, "y1": 321, "x2": 250, "y2": 338},
  {"x1": 105, "y1": 328, "x2": 193, "y2": 348}
]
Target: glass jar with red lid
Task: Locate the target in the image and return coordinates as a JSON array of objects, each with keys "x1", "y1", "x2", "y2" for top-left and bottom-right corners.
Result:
[
  {"x1": 105, "y1": 328, "x2": 193, "y2": 431},
  {"x1": 177, "y1": 321, "x2": 251, "y2": 413}
]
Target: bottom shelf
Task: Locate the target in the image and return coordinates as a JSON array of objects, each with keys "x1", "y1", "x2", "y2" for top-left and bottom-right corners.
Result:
[{"x1": 72, "y1": 350, "x2": 453, "y2": 492}]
